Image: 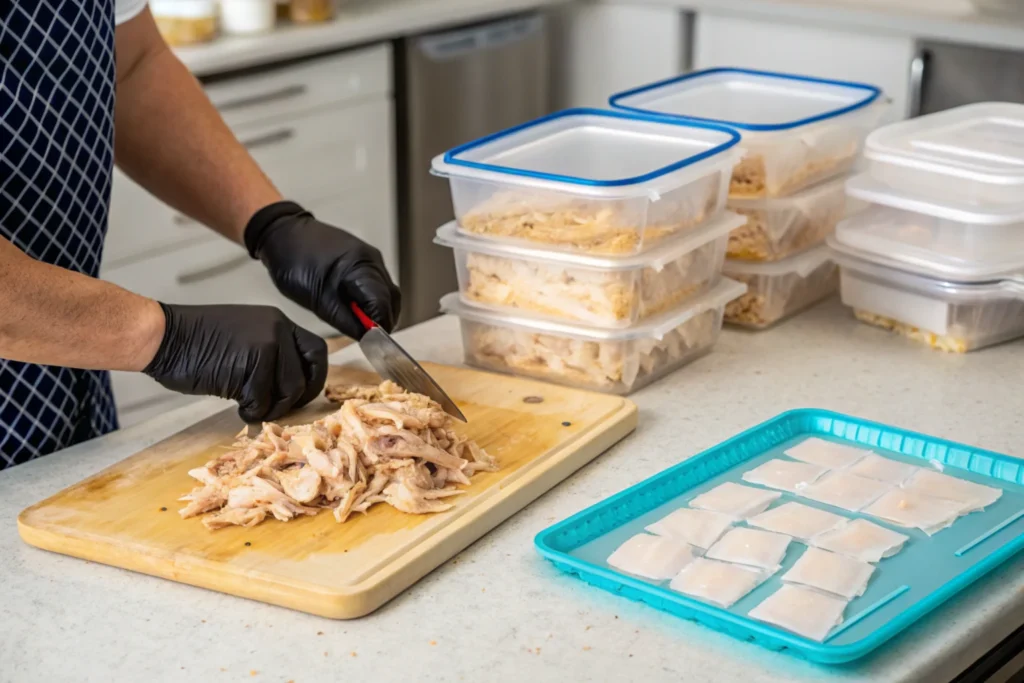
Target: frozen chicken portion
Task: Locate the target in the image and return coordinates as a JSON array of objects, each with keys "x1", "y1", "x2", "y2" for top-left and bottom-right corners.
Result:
[
  {"x1": 607, "y1": 533, "x2": 700, "y2": 580},
  {"x1": 900, "y1": 469, "x2": 1002, "y2": 512},
  {"x1": 810, "y1": 519, "x2": 908, "y2": 563},
  {"x1": 705, "y1": 527, "x2": 792, "y2": 570},
  {"x1": 645, "y1": 508, "x2": 737, "y2": 550},
  {"x1": 463, "y1": 242, "x2": 715, "y2": 326},
  {"x1": 462, "y1": 309, "x2": 719, "y2": 393},
  {"x1": 689, "y1": 482, "x2": 782, "y2": 518},
  {"x1": 784, "y1": 437, "x2": 868, "y2": 470},
  {"x1": 742, "y1": 458, "x2": 828, "y2": 493},
  {"x1": 862, "y1": 489, "x2": 968, "y2": 535},
  {"x1": 460, "y1": 182, "x2": 718, "y2": 255},
  {"x1": 179, "y1": 381, "x2": 498, "y2": 530},
  {"x1": 748, "y1": 584, "x2": 848, "y2": 642},
  {"x1": 747, "y1": 502, "x2": 847, "y2": 541},
  {"x1": 782, "y1": 547, "x2": 875, "y2": 600},
  {"x1": 670, "y1": 557, "x2": 771, "y2": 608},
  {"x1": 799, "y1": 471, "x2": 893, "y2": 513},
  {"x1": 847, "y1": 453, "x2": 920, "y2": 484}
]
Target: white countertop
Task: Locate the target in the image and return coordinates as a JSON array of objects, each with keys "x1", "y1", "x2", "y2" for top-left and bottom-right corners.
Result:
[
  {"x1": 178, "y1": 0, "x2": 568, "y2": 77},
  {"x1": 3, "y1": 300, "x2": 1023, "y2": 682}
]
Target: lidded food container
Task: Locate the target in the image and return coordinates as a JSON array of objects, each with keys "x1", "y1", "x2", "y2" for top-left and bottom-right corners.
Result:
[
  {"x1": 863, "y1": 103, "x2": 1024, "y2": 205},
  {"x1": 726, "y1": 173, "x2": 855, "y2": 262},
  {"x1": 724, "y1": 245, "x2": 837, "y2": 329},
  {"x1": 220, "y1": 0, "x2": 276, "y2": 35},
  {"x1": 835, "y1": 172, "x2": 1024, "y2": 282},
  {"x1": 152, "y1": 0, "x2": 218, "y2": 46},
  {"x1": 440, "y1": 278, "x2": 747, "y2": 394},
  {"x1": 432, "y1": 108, "x2": 741, "y2": 256},
  {"x1": 831, "y1": 246, "x2": 1024, "y2": 353},
  {"x1": 610, "y1": 68, "x2": 886, "y2": 198},
  {"x1": 434, "y1": 212, "x2": 743, "y2": 327}
]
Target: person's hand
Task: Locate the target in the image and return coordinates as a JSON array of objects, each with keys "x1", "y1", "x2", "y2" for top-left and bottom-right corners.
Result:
[
  {"x1": 243, "y1": 201, "x2": 401, "y2": 340},
  {"x1": 143, "y1": 303, "x2": 327, "y2": 422}
]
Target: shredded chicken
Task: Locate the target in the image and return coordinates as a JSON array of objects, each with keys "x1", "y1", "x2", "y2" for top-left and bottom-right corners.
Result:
[{"x1": 180, "y1": 381, "x2": 498, "y2": 530}]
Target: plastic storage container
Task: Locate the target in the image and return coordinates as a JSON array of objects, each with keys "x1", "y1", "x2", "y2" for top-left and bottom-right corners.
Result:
[
  {"x1": 440, "y1": 279, "x2": 746, "y2": 394},
  {"x1": 833, "y1": 246, "x2": 1024, "y2": 353},
  {"x1": 724, "y1": 245, "x2": 837, "y2": 328},
  {"x1": 289, "y1": 0, "x2": 335, "y2": 23},
  {"x1": 610, "y1": 68, "x2": 886, "y2": 199},
  {"x1": 726, "y1": 174, "x2": 854, "y2": 262},
  {"x1": 863, "y1": 103, "x2": 1024, "y2": 206},
  {"x1": 834, "y1": 173, "x2": 1024, "y2": 282},
  {"x1": 152, "y1": 0, "x2": 217, "y2": 46},
  {"x1": 432, "y1": 109, "x2": 741, "y2": 256},
  {"x1": 220, "y1": 0, "x2": 276, "y2": 34},
  {"x1": 435, "y1": 212, "x2": 744, "y2": 327}
]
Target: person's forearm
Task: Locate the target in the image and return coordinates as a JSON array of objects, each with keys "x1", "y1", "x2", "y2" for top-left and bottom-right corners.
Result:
[
  {"x1": 113, "y1": 10, "x2": 281, "y2": 244},
  {"x1": 0, "y1": 237, "x2": 164, "y2": 372}
]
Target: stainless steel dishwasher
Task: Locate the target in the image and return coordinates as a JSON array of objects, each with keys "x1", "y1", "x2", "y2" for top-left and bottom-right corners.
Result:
[{"x1": 396, "y1": 14, "x2": 551, "y2": 326}]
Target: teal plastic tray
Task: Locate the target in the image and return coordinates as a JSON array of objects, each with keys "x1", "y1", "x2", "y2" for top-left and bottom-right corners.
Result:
[{"x1": 534, "y1": 409, "x2": 1024, "y2": 664}]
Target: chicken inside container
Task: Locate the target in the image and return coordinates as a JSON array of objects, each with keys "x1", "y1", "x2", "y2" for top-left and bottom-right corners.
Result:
[{"x1": 178, "y1": 381, "x2": 498, "y2": 530}]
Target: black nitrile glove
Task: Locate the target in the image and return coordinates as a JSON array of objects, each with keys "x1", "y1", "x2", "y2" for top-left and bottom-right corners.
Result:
[
  {"x1": 243, "y1": 201, "x2": 401, "y2": 340},
  {"x1": 143, "y1": 303, "x2": 328, "y2": 423}
]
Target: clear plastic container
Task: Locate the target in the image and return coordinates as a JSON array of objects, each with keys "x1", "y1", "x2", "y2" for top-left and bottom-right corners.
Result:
[
  {"x1": 723, "y1": 245, "x2": 837, "y2": 329},
  {"x1": 152, "y1": 0, "x2": 218, "y2": 46},
  {"x1": 289, "y1": 0, "x2": 335, "y2": 23},
  {"x1": 610, "y1": 68, "x2": 886, "y2": 199},
  {"x1": 833, "y1": 248, "x2": 1024, "y2": 353},
  {"x1": 432, "y1": 109, "x2": 741, "y2": 256},
  {"x1": 834, "y1": 172, "x2": 1024, "y2": 282},
  {"x1": 864, "y1": 103, "x2": 1024, "y2": 206},
  {"x1": 220, "y1": 0, "x2": 276, "y2": 34},
  {"x1": 726, "y1": 174, "x2": 856, "y2": 262},
  {"x1": 434, "y1": 212, "x2": 743, "y2": 328},
  {"x1": 440, "y1": 279, "x2": 747, "y2": 394}
]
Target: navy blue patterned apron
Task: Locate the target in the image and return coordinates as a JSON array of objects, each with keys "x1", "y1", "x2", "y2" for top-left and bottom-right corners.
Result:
[{"x1": 1, "y1": 1, "x2": 119, "y2": 467}]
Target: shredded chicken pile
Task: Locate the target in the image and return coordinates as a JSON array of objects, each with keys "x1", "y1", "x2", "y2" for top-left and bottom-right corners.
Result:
[{"x1": 179, "y1": 381, "x2": 498, "y2": 530}]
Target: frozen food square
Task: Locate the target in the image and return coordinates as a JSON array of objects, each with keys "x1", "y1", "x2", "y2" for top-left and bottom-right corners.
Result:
[
  {"x1": 606, "y1": 533, "x2": 699, "y2": 580},
  {"x1": 810, "y1": 518, "x2": 909, "y2": 563},
  {"x1": 742, "y1": 458, "x2": 828, "y2": 493},
  {"x1": 784, "y1": 437, "x2": 869, "y2": 469},
  {"x1": 863, "y1": 489, "x2": 969, "y2": 535},
  {"x1": 705, "y1": 527, "x2": 792, "y2": 570},
  {"x1": 646, "y1": 508, "x2": 737, "y2": 550},
  {"x1": 748, "y1": 584, "x2": 848, "y2": 642},
  {"x1": 800, "y1": 471, "x2": 893, "y2": 512},
  {"x1": 782, "y1": 547, "x2": 875, "y2": 599},
  {"x1": 747, "y1": 502, "x2": 847, "y2": 541},
  {"x1": 670, "y1": 557, "x2": 770, "y2": 608},
  {"x1": 689, "y1": 482, "x2": 782, "y2": 518},
  {"x1": 900, "y1": 469, "x2": 1002, "y2": 512},
  {"x1": 847, "y1": 453, "x2": 920, "y2": 484}
]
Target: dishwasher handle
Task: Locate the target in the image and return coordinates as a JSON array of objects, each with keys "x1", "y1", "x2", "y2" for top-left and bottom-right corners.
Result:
[{"x1": 416, "y1": 14, "x2": 545, "y2": 62}]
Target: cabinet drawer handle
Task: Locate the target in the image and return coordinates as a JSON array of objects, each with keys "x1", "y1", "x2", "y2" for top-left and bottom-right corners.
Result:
[
  {"x1": 217, "y1": 84, "x2": 307, "y2": 112},
  {"x1": 176, "y1": 254, "x2": 251, "y2": 285},
  {"x1": 240, "y1": 128, "x2": 294, "y2": 150}
]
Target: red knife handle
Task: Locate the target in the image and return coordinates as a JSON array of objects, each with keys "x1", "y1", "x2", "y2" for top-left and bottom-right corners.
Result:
[{"x1": 350, "y1": 302, "x2": 377, "y2": 330}]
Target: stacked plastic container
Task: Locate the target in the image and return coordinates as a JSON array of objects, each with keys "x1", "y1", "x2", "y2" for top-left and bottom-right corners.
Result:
[
  {"x1": 828, "y1": 103, "x2": 1024, "y2": 352},
  {"x1": 611, "y1": 69, "x2": 887, "y2": 328},
  {"x1": 431, "y1": 108, "x2": 749, "y2": 394}
]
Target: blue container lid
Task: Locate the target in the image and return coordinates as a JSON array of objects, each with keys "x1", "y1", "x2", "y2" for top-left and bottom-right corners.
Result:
[
  {"x1": 610, "y1": 68, "x2": 882, "y2": 132},
  {"x1": 432, "y1": 108, "x2": 740, "y2": 193}
]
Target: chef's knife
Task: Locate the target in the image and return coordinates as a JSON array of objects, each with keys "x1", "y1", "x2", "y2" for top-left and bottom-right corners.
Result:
[{"x1": 350, "y1": 303, "x2": 467, "y2": 422}]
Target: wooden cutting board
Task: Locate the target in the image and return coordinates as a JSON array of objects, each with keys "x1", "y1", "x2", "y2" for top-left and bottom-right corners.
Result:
[{"x1": 19, "y1": 363, "x2": 637, "y2": 619}]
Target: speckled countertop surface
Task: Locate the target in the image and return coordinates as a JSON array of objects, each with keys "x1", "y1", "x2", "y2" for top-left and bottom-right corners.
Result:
[{"x1": 2, "y1": 300, "x2": 1022, "y2": 682}]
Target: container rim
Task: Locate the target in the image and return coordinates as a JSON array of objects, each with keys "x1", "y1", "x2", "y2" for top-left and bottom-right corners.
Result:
[
  {"x1": 608, "y1": 67, "x2": 882, "y2": 132},
  {"x1": 438, "y1": 107, "x2": 741, "y2": 188}
]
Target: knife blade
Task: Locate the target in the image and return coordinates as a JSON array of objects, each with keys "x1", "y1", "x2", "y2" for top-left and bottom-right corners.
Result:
[{"x1": 350, "y1": 303, "x2": 467, "y2": 422}]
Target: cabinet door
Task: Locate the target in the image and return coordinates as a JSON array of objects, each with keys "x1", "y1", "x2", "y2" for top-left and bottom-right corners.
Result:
[{"x1": 694, "y1": 13, "x2": 915, "y2": 121}]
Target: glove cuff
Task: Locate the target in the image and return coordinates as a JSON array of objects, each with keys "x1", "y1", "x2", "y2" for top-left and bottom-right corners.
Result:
[
  {"x1": 142, "y1": 302, "x2": 176, "y2": 377},
  {"x1": 243, "y1": 200, "x2": 310, "y2": 259}
]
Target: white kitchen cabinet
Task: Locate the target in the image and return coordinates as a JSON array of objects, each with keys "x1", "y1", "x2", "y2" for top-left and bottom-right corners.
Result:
[
  {"x1": 549, "y1": 3, "x2": 687, "y2": 109},
  {"x1": 694, "y1": 13, "x2": 915, "y2": 121}
]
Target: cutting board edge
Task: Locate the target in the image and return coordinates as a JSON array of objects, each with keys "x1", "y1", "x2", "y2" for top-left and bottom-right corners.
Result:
[{"x1": 17, "y1": 399, "x2": 638, "y2": 619}]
